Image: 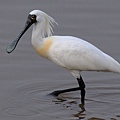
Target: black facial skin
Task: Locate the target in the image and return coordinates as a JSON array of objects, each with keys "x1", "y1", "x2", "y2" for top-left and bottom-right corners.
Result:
[
  {"x1": 6, "y1": 14, "x2": 37, "y2": 54},
  {"x1": 27, "y1": 14, "x2": 37, "y2": 24}
]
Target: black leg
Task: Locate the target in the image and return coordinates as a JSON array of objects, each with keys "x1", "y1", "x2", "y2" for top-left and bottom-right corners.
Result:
[
  {"x1": 51, "y1": 75, "x2": 86, "y2": 104},
  {"x1": 77, "y1": 76, "x2": 86, "y2": 105},
  {"x1": 52, "y1": 87, "x2": 81, "y2": 96}
]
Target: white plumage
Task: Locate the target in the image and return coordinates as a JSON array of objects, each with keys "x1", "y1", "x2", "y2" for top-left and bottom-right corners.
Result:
[{"x1": 30, "y1": 10, "x2": 120, "y2": 79}]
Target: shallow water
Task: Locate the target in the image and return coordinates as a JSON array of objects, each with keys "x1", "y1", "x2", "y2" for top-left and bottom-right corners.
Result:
[{"x1": 1, "y1": 0, "x2": 120, "y2": 119}]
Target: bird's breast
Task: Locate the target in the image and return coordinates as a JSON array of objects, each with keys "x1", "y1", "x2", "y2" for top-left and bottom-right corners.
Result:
[{"x1": 34, "y1": 37, "x2": 54, "y2": 58}]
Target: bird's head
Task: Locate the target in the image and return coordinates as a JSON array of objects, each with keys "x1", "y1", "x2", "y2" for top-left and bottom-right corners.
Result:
[
  {"x1": 29, "y1": 10, "x2": 45, "y2": 23},
  {"x1": 6, "y1": 10, "x2": 57, "y2": 54}
]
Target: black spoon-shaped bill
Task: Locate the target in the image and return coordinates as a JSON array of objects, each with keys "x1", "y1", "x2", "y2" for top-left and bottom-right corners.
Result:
[{"x1": 6, "y1": 14, "x2": 37, "y2": 54}]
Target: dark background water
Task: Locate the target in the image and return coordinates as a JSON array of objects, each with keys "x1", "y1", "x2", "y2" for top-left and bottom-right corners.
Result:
[{"x1": 0, "y1": 0, "x2": 120, "y2": 119}]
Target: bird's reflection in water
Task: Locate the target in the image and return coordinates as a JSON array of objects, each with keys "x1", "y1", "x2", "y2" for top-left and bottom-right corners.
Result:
[
  {"x1": 52, "y1": 94, "x2": 86, "y2": 119},
  {"x1": 73, "y1": 104, "x2": 86, "y2": 119}
]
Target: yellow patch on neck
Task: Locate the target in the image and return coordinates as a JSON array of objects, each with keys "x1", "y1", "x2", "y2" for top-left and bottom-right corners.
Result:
[{"x1": 36, "y1": 37, "x2": 54, "y2": 58}]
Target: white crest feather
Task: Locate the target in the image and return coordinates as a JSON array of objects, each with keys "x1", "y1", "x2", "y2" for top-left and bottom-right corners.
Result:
[
  {"x1": 30, "y1": 10, "x2": 58, "y2": 38},
  {"x1": 43, "y1": 12, "x2": 58, "y2": 38}
]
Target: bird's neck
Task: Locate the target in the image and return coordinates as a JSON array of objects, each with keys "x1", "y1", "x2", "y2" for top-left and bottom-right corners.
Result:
[
  {"x1": 32, "y1": 22, "x2": 45, "y2": 39},
  {"x1": 31, "y1": 22, "x2": 45, "y2": 49}
]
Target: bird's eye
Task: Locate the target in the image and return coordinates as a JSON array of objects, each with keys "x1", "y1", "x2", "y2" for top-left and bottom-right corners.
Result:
[{"x1": 31, "y1": 15, "x2": 36, "y2": 20}]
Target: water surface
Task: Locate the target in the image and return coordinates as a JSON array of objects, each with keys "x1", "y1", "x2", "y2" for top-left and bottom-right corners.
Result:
[{"x1": 1, "y1": 0, "x2": 120, "y2": 119}]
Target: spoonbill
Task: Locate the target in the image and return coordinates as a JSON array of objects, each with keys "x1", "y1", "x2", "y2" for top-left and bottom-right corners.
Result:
[{"x1": 6, "y1": 10, "x2": 120, "y2": 105}]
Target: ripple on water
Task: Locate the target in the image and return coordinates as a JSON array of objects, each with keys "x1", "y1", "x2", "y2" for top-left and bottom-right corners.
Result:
[
  {"x1": 9, "y1": 82, "x2": 54, "y2": 102},
  {"x1": 3, "y1": 82, "x2": 87, "y2": 119},
  {"x1": 1, "y1": 82, "x2": 56, "y2": 117},
  {"x1": 2, "y1": 107, "x2": 41, "y2": 116},
  {"x1": 3, "y1": 81, "x2": 120, "y2": 119}
]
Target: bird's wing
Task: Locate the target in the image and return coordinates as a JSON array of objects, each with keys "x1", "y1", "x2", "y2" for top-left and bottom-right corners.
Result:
[{"x1": 48, "y1": 36, "x2": 120, "y2": 73}]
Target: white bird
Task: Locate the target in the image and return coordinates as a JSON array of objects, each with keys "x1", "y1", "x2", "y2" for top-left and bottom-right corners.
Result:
[{"x1": 6, "y1": 10, "x2": 120, "y2": 105}]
